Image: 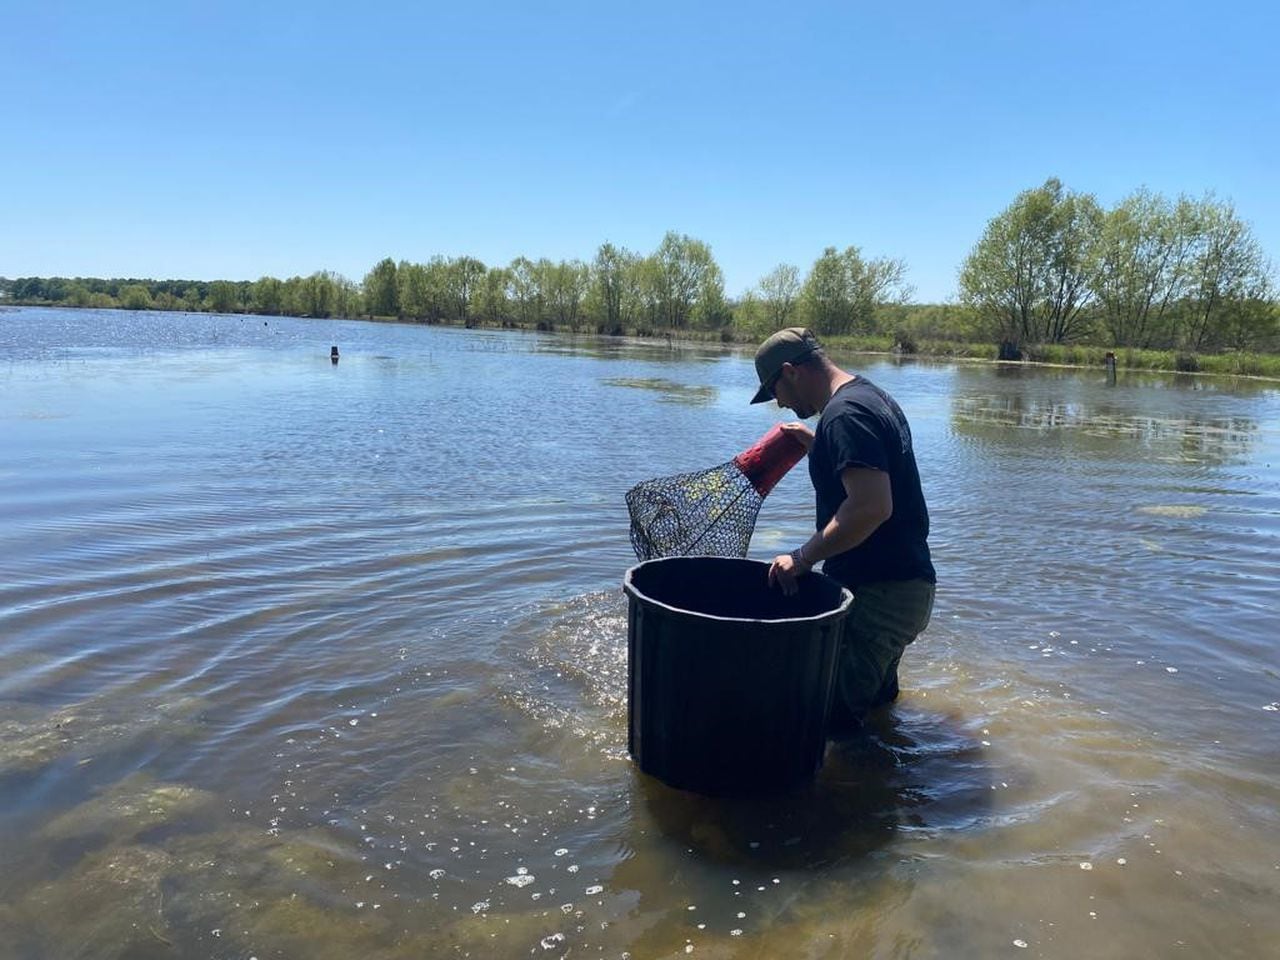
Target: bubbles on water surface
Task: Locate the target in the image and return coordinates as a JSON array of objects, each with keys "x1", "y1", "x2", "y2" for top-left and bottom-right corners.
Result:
[
  {"x1": 501, "y1": 590, "x2": 630, "y2": 756},
  {"x1": 22, "y1": 580, "x2": 1236, "y2": 958}
]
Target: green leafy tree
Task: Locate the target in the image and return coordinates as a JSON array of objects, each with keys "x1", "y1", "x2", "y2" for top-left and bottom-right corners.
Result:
[
  {"x1": 208, "y1": 280, "x2": 239, "y2": 314},
  {"x1": 65, "y1": 281, "x2": 91, "y2": 307},
  {"x1": 591, "y1": 242, "x2": 637, "y2": 333},
  {"x1": 10, "y1": 277, "x2": 41, "y2": 300},
  {"x1": 653, "y1": 232, "x2": 720, "y2": 329},
  {"x1": 1182, "y1": 198, "x2": 1274, "y2": 351},
  {"x1": 630, "y1": 255, "x2": 664, "y2": 330},
  {"x1": 364, "y1": 257, "x2": 400, "y2": 318},
  {"x1": 252, "y1": 276, "x2": 285, "y2": 315},
  {"x1": 693, "y1": 258, "x2": 729, "y2": 330},
  {"x1": 397, "y1": 261, "x2": 432, "y2": 320},
  {"x1": 119, "y1": 284, "x2": 153, "y2": 310},
  {"x1": 959, "y1": 178, "x2": 1100, "y2": 354},
  {"x1": 543, "y1": 260, "x2": 590, "y2": 331},
  {"x1": 1093, "y1": 190, "x2": 1196, "y2": 349},
  {"x1": 890, "y1": 302, "x2": 983, "y2": 343},
  {"x1": 331, "y1": 274, "x2": 360, "y2": 318},
  {"x1": 298, "y1": 271, "x2": 338, "y2": 317},
  {"x1": 802, "y1": 248, "x2": 852, "y2": 334},
  {"x1": 758, "y1": 264, "x2": 801, "y2": 330},
  {"x1": 180, "y1": 283, "x2": 207, "y2": 311},
  {"x1": 508, "y1": 257, "x2": 544, "y2": 328},
  {"x1": 731, "y1": 290, "x2": 770, "y2": 338},
  {"x1": 615, "y1": 253, "x2": 648, "y2": 329},
  {"x1": 801, "y1": 246, "x2": 910, "y2": 337},
  {"x1": 280, "y1": 276, "x2": 306, "y2": 316},
  {"x1": 476, "y1": 266, "x2": 512, "y2": 325},
  {"x1": 422, "y1": 257, "x2": 453, "y2": 321},
  {"x1": 446, "y1": 256, "x2": 486, "y2": 326},
  {"x1": 1040, "y1": 190, "x2": 1102, "y2": 343}
]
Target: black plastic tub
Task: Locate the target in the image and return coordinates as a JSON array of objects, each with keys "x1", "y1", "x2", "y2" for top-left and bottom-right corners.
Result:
[{"x1": 623, "y1": 556, "x2": 853, "y2": 796}]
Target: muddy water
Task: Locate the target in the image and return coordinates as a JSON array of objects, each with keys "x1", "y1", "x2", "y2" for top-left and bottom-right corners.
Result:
[{"x1": 2, "y1": 307, "x2": 1278, "y2": 958}]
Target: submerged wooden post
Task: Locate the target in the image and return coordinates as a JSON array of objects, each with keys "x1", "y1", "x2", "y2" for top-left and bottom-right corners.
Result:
[{"x1": 1105, "y1": 351, "x2": 1116, "y2": 385}]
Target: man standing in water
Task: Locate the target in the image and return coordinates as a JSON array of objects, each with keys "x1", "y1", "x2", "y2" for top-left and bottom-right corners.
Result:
[{"x1": 751, "y1": 327, "x2": 935, "y2": 735}]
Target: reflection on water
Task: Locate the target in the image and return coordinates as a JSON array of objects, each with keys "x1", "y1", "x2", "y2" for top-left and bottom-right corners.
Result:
[
  {"x1": 2, "y1": 308, "x2": 1280, "y2": 958},
  {"x1": 637, "y1": 709, "x2": 994, "y2": 870},
  {"x1": 951, "y1": 392, "x2": 1259, "y2": 465}
]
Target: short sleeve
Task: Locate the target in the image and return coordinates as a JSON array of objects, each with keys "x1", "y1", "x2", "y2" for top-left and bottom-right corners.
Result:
[{"x1": 824, "y1": 407, "x2": 889, "y2": 474}]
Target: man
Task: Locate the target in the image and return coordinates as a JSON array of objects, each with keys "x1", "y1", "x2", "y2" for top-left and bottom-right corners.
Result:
[{"x1": 750, "y1": 327, "x2": 935, "y2": 735}]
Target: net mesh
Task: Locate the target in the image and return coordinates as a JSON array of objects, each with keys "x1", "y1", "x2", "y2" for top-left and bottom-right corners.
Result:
[{"x1": 625, "y1": 425, "x2": 806, "y2": 561}]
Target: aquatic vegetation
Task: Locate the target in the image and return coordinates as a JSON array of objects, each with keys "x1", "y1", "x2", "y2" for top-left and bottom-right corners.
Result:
[
  {"x1": 0, "y1": 695, "x2": 208, "y2": 777},
  {"x1": 438, "y1": 906, "x2": 572, "y2": 957},
  {"x1": 43, "y1": 774, "x2": 217, "y2": 844},
  {"x1": 12, "y1": 843, "x2": 177, "y2": 958},
  {"x1": 262, "y1": 828, "x2": 366, "y2": 876},
  {"x1": 227, "y1": 894, "x2": 399, "y2": 958},
  {"x1": 601, "y1": 377, "x2": 717, "y2": 404},
  {"x1": 1136, "y1": 505, "x2": 1208, "y2": 519},
  {"x1": 0, "y1": 710, "x2": 83, "y2": 775}
]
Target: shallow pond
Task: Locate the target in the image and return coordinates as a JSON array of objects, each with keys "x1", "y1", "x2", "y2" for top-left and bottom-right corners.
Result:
[{"x1": 2, "y1": 307, "x2": 1278, "y2": 958}]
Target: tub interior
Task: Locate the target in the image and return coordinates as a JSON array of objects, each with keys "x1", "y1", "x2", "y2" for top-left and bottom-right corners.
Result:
[{"x1": 627, "y1": 557, "x2": 847, "y2": 621}]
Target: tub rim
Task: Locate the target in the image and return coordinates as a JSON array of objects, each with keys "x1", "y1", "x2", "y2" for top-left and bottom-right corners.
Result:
[{"x1": 623, "y1": 556, "x2": 853, "y2": 626}]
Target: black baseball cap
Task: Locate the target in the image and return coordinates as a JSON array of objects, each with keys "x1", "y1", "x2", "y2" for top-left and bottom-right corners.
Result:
[{"x1": 750, "y1": 327, "x2": 821, "y2": 404}]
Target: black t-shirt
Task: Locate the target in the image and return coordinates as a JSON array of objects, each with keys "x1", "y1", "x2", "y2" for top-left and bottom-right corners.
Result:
[{"x1": 808, "y1": 377, "x2": 935, "y2": 588}]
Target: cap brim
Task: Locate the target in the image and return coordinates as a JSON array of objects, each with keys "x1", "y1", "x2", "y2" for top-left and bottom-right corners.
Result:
[{"x1": 749, "y1": 382, "x2": 773, "y2": 404}]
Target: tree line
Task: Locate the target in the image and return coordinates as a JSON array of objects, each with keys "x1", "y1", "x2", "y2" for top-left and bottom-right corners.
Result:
[
  {"x1": 361, "y1": 232, "x2": 731, "y2": 334},
  {"x1": 0, "y1": 273, "x2": 361, "y2": 319},
  {"x1": 959, "y1": 179, "x2": 1276, "y2": 357},
  {"x1": 0, "y1": 231, "x2": 916, "y2": 343},
  {"x1": 3, "y1": 188, "x2": 1275, "y2": 358}
]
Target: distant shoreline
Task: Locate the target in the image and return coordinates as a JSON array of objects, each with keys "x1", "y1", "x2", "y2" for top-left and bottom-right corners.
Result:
[{"x1": 7, "y1": 301, "x2": 1280, "y2": 382}]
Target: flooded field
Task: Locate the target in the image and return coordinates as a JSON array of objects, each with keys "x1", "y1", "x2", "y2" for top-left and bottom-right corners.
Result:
[{"x1": 2, "y1": 307, "x2": 1278, "y2": 958}]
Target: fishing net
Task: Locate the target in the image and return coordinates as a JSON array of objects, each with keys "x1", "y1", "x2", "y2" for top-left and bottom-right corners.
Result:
[{"x1": 625, "y1": 425, "x2": 807, "y2": 561}]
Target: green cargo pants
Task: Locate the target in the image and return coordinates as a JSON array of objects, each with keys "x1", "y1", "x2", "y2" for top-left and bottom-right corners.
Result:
[{"x1": 827, "y1": 578, "x2": 935, "y2": 736}]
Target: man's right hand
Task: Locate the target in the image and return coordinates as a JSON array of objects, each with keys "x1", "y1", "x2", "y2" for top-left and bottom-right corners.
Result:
[
  {"x1": 778, "y1": 421, "x2": 815, "y2": 452},
  {"x1": 768, "y1": 551, "x2": 810, "y2": 596}
]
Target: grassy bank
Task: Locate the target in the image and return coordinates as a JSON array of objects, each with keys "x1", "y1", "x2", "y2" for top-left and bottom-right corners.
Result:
[
  {"x1": 545, "y1": 323, "x2": 1280, "y2": 380},
  {"x1": 1012, "y1": 342, "x2": 1280, "y2": 378},
  {"x1": 347, "y1": 315, "x2": 1280, "y2": 380}
]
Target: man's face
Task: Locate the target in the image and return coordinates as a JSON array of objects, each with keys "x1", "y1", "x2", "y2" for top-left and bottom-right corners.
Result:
[{"x1": 774, "y1": 365, "x2": 817, "y2": 419}]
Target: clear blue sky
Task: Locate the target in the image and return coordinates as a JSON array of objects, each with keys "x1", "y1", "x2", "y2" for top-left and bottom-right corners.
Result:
[{"x1": 3, "y1": 0, "x2": 1276, "y2": 302}]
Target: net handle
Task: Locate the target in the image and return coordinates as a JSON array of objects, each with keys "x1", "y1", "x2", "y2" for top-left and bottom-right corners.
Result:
[{"x1": 731, "y1": 424, "x2": 807, "y2": 496}]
